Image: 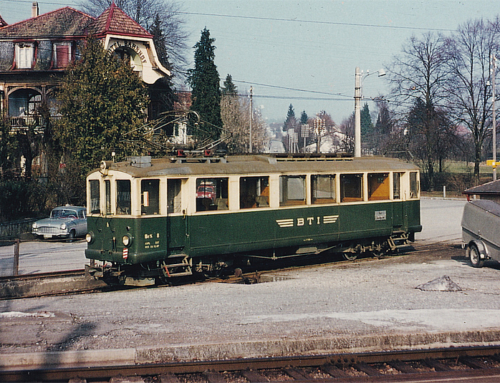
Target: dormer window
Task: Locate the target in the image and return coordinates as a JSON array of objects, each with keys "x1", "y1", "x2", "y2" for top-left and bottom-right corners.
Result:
[
  {"x1": 53, "y1": 42, "x2": 72, "y2": 68},
  {"x1": 15, "y1": 43, "x2": 34, "y2": 69}
]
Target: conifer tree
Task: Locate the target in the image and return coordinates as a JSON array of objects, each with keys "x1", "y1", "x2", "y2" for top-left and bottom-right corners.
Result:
[
  {"x1": 222, "y1": 74, "x2": 237, "y2": 96},
  {"x1": 283, "y1": 104, "x2": 296, "y2": 132},
  {"x1": 56, "y1": 36, "x2": 149, "y2": 176},
  {"x1": 187, "y1": 28, "x2": 223, "y2": 141},
  {"x1": 300, "y1": 110, "x2": 308, "y2": 125}
]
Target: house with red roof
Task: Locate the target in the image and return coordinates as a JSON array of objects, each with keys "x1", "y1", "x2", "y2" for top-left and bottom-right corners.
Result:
[{"x1": 0, "y1": 2, "x2": 170, "y2": 132}]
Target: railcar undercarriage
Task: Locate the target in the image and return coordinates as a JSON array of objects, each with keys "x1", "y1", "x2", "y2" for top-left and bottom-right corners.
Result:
[{"x1": 85, "y1": 232, "x2": 414, "y2": 287}]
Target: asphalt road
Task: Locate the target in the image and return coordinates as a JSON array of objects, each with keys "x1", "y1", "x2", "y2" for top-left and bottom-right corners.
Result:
[{"x1": 0, "y1": 198, "x2": 467, "y2": 277}]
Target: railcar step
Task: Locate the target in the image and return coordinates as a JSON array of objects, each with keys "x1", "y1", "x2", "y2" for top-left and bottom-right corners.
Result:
[
  {"x1": 168, "y1": 253, "x2": 188, "y2": 258},
  {"x1": 164, "y1": 263, "x2": 190, "y2": 269}
]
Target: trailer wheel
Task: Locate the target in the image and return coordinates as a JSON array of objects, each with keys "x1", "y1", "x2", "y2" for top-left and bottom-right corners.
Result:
[{"x1": 469, "y1": 244, "x2": 484, "y2": 268}]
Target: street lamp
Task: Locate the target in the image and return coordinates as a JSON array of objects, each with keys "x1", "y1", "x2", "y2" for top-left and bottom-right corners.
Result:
[{"x1": 354, "y1": 67, "x2": 386, "y2": 157}]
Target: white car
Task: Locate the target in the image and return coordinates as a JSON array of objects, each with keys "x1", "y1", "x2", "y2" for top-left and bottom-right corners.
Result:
[{"x1": 32, "y1": 206, "x2": 87, "y2": 241}]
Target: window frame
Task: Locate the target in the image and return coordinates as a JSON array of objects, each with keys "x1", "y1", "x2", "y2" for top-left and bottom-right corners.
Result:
[
  {"x1": 311, "y1": 174, "x2": 336, "y2": 204},
  {"x1": 15, "y1": 42, "x2": 34, "y2": 69}
]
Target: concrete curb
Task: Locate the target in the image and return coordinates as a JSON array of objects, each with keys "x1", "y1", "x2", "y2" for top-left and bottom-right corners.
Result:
[
  {"x1": 3, "y1": 329, "x2": 500, "y2": 370},
  {"x1": 0, "y1": 348, "x2": 135, "y2": 370}
]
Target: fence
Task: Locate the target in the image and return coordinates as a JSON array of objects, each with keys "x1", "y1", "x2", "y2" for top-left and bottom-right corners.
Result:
[{"x1": 0, "y1": 218, "x2": 36, "y2": 240}]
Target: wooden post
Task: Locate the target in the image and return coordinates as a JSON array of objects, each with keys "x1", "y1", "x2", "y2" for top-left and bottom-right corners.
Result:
[{"x1": 13, "y1": 239, "x2": 20, "y2": 276}]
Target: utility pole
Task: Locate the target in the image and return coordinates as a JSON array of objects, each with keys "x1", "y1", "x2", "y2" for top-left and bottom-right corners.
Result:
[
  {"x1": 354, "y1": 67, "x2": 362, "y2": 157},
  {"x1": 493, "y1": 55, "x2": 497, "y2": 181},
  {"x1": 249, "y1": 86, "x2": 253, "y2": 154}
]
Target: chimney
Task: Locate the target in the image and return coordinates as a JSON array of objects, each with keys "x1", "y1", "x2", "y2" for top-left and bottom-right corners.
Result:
[{"x1": 32, "y1": 2, "x2": 39, "y2": 18}]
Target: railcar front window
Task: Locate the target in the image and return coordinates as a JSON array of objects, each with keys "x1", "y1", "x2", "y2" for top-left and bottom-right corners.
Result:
[
  {"x1": 312, "y1": 175, "x2": 336, "y2": 204},
  {"x1": 89, "y1": 180, "x2": 100, "y2": 214},
  {"x1": 167, "y1": 179, "x2": 182, "y2": 213},
  {"x1": 105, "y1": 180, "x2": 111, "y2": 215},
  {"x1": 240, "y1": 176, "x2": 270, "y2": 209},
  {"x1": 368, "y1": 173, "x2": 390, "y2": 201},
  {"x1": 280, "y1": 176, "x2": 306, "y2": 206},
  {"x1": 340, "y1": 174, "x2": 363, "y2": 202},
  {"x1": 196, "y1": 178, "x2": 229, "y2": 211},
  {"x1": 410, "y1": 172, "x2": 419, "y2": 198},
  {"x1": 141, "y1": 179, "x2": 159, "y2": 215},
  {"x1": 393, "y1": 173, "x2": 402, "y2": 200},
  {"x1": 116, "y1": 180, "x2": 131, "y2": 215}
]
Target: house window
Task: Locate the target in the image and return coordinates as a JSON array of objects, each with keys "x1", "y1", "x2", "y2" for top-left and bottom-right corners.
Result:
[
  {"x1": 15, "y1": 43, "x2": 34, "y2": 69},
  {"x1": 53, "y1": 42, "x2": 71, "y2": 68}
]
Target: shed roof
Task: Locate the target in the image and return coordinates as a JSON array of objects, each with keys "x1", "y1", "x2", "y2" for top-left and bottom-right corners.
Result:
[{"x1": 463, "y1": 179, "x2": 500, "y2": 195}]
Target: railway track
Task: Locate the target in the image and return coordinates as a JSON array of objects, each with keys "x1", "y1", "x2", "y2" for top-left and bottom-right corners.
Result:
[
  {"x1": 0, "y1": 242, "x2": 462, "y2": 300},
  {"x1": 2, "y1": 346, "x2": 500, "y2": 382}
]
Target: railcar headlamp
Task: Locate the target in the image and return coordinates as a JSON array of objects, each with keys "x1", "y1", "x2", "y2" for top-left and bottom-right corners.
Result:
[
  {"x1": 122, "y1": 234, "x2": 133, "y2": 247},
  {"x1": 86, "y1": 232, "x2": 94, "y2": 244}
]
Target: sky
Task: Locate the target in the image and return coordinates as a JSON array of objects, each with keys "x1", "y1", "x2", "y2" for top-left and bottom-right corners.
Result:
[{"x1": 2, "y1": 0, "x2": 500, "y2": 124}]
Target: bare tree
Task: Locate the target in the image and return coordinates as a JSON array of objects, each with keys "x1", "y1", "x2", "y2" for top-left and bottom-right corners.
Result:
[
  {"x1": 443, "y1": 17, "x2": 500, "y2": 180},
  {"x1": 388, "y1": 32, "x2": 450, "y2": 190},
  {"x1": 221, "y1": 93, "x2": 268, "y2": 154},
  {"x1": 338, "y1": 113, "x2": 354, "y2": 154},
  {"x1": 78, "y1": 0, "x2": 189, "y2": 76}
]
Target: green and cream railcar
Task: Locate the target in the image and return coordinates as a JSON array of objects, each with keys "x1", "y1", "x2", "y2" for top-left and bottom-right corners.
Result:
[{"x1": 85, "y1": 154, "x2": 421, "y2": 285}]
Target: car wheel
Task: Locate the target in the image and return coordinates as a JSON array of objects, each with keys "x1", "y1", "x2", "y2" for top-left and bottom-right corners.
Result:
[
  {"x1": 469, "y1": 244, "x2": 484, "y2": 268},
  {"x1": 67, "y1": 230, "x2": 76, "y2": 243}
]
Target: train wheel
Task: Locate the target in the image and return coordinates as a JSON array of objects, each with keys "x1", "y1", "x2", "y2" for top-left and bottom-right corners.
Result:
[
  {"x1": 469, "y1": 244, "x2": 484, "y2": 268},
  {"x1": 342, "y1": 252, "x2": 358, "y2": 261},
  {"x1": 372, "y1": 249, "x2": 385, "y2": 259}
]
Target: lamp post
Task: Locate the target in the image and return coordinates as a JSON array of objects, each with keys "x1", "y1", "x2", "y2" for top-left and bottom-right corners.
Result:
[{"x1": 354, "y1": 67, "x2": 385, "y2": 157}]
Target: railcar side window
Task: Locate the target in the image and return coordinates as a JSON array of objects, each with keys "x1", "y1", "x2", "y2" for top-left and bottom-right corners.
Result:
[
  {"x1": 280, "y1": 175, "x2": 306, "y2": 206},
  {"x1": 410, "y1": 172, "x2": 419, "y2": 198},
  {"x1": 167, "y1": 179, "x2": 182, "y2": 213},
  {"x1": 141, "y1": 179, "x2": 159, "y2": 215},
  {"x1": 89, "y1": 180, "x2": 100, "y2": 214},
  {"x1": 340, "y1": 174, "x2": 363, "y2": 202},
  {"x1": 311, "y1": 175, "x2": 336, "y2": 204},
  {"x1": 196, "y1": 178, "x2": 229, "y2": 211},
  {"x1": 393, "y1": 173, "x2": 402, "y2": 200},
  {"x1": 116, "y1": 180, "x2": 131, "y2": 215},
  {"x1": 240, "y1": 176, "x2": 270, "y2": 209},
  {"x1": 368, "y1": 173, "x2": 390, "y2": 201},
  {"x1": 105, "y1": 180, "x2": 111, "y2": 215}
]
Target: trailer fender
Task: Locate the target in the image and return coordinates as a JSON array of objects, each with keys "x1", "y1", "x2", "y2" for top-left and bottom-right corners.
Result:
[{"x1": 469, "y1": 240, "x2": 488, "y2": 260}]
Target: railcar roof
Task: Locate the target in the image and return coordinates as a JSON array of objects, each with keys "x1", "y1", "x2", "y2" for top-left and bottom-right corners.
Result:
[{"x1": 92, "y1": 155, "x2": 419, "y2": 178}]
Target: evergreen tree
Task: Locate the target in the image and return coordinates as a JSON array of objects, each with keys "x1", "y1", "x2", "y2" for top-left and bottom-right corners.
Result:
[
  {"x1": 300, "y1": 110, "x2": 308, "y2": 125},
  {"x1": 283, "y1": 104, "x2": 296, "y2": 132},
  {"x1": 222, "y1": 74, "x2": 237, "y2": 96},
  {"x1": 56, "y1": 36, "x2": 149, "y2": 176},
  {"x1": 149, "y1": 13, "x2": 177, "y2": 129},
  {"x1": 187, "y1": 28, "x2": 223, "y2": 141},
  {"x1": 360, "y1": 103, "x2": 373, "y2": 137}
]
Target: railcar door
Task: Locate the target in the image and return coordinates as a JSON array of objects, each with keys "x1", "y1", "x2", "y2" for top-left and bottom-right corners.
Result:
[
  {"x1": 166, "y1": 179, "x2": 188, "y2": 252},
  {"x1": 392, "y1": 172, "x2": 407, "y2": 230}
]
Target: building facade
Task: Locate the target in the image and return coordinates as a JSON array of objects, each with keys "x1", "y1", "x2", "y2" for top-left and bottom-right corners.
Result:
[{"x1": 0, "y1": 2, "x2": 170, "y2": 133}]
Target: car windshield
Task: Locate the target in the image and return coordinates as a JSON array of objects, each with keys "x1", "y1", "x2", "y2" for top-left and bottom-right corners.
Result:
[{"x1": 51, "y1": 209, "x2": 78, "y2": 219}]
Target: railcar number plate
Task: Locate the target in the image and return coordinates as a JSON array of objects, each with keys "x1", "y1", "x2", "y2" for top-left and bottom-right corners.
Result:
[{"x1": 375, "y1": 210, "x2": 387, "y2": 221}]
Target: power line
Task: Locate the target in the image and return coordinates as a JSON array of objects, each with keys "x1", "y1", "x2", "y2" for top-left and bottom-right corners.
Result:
[
  {"x1": 234, "y1": 79, "x2": 351, "y2": 98},
  {"x1": 178, "y1": 11, "x2": 454, "y2": 32}
]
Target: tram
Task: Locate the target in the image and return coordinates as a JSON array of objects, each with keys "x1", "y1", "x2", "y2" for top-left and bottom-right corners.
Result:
[{"x1": 84, "y1": 153, "x2": 422, "y2": 285}]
